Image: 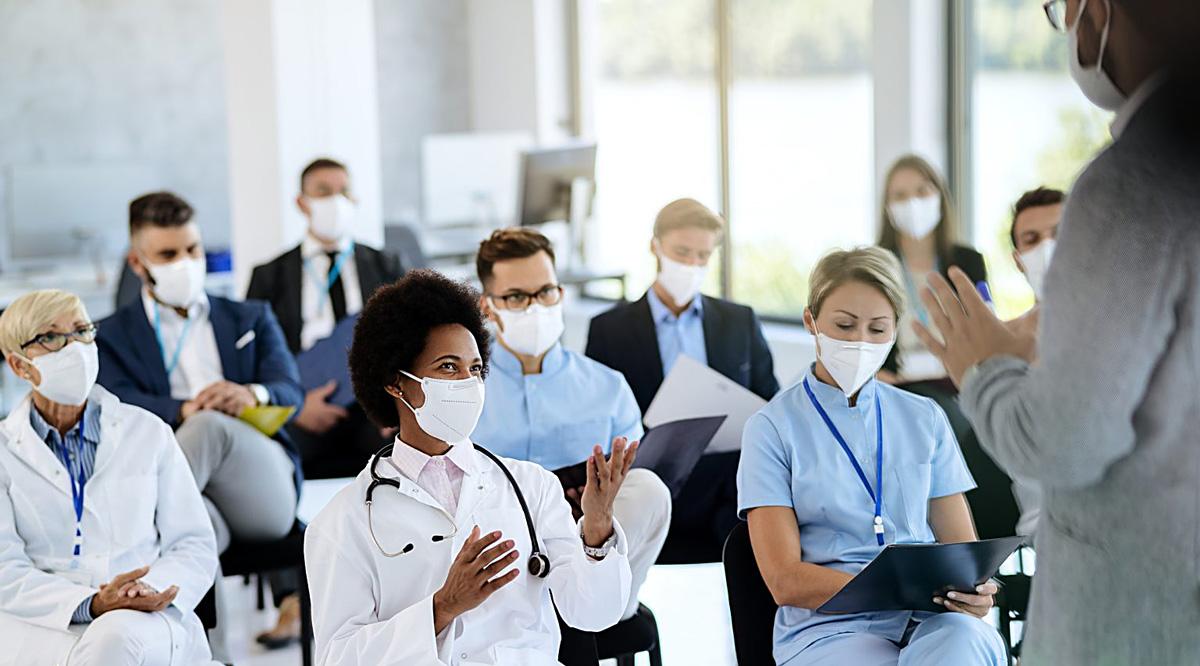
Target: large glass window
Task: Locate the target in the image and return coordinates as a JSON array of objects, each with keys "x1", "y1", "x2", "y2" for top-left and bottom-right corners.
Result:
[
  {"x1": 969, "y1": 0, "x2": 1111, "y2": 319},
  {"x1": 728, "y1": 0, "x2": 873, "y2": 316},
  {"x1": 590, "y1": 0, "x2": 720, "y2": 296}
]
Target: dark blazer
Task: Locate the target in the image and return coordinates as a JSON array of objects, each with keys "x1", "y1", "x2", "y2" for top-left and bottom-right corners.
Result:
[
  {"x1": 96, "y1": 295, "x2": 305, "y2": 480},
  {"x1": 246, "y1": 243, "x2": 404, "y2": 354},
  {"x1": 585, "y1": 293, "x2": 780, "y2": 414},
  {"x1": 883, "y1": 243, "x2": 988, "y2": 375}
]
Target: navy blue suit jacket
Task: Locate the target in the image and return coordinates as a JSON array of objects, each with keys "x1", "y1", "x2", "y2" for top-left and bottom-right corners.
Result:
[
  {"x1": 585, "y1": 292, "x2": 780, "y2": 414},
  {"x1": 96, "y1": 294, "x2": 304, "y2": 483}
]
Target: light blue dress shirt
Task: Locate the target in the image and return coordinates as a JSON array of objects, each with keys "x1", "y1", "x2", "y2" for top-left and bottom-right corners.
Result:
[
  {"x1": 646, "y1": 287, "x2": 708, "y2": 376},
  {"x1": 30, "y1": 399, "x2": 103, "y2": 624},
  {"x1": 737, "y1": 367, "x2": 975, "y2": 665},
  {"x1": 473, "y1": 342, "x2": 644, "y2": 471}
]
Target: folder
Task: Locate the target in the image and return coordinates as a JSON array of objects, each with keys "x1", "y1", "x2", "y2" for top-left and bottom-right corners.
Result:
[
  {"x1": 551, "y1": 415, "x2": 727, "y2": 499},
  {"x1": 817, "y1": 536, "x2": 1027, "y2": 614},
  {"x1": 296, "y1": 315, "x2": 358, "y2": 407},
  {"x1": 644, "y1": 355, "x2": 767, "y2": 453},
  {"x1": 239, "y1": 405, "x2": 298, "y2": 437}
]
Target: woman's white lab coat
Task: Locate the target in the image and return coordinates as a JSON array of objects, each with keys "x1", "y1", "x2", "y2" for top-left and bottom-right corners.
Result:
[
  {"x1": 0, "y1": 386, "x2": 219, "y2": 666},
  {"x1": 305, "y1": 444, "x2": 632, "y2": 666}
]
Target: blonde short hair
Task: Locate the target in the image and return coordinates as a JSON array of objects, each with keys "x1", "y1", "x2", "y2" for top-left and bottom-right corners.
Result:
[
  {"x1": 808, "y1": 247, "x2": 906, "y2": 321},
  {"x1": 653, "y1": 198, "x2": 725, "y2": 240},
  {"x1": 0, "y1": 290, "x2": 90, "y2": 358}
]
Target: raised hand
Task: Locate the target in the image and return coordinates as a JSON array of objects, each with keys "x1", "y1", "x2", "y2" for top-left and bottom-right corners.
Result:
[{"x1": 580, "y1": 436, "x2": 639, "y2": 548}]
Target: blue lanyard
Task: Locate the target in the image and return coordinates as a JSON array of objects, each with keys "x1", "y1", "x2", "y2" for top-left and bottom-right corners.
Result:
[
  {"x1": 802, "y1": 377, "x2": 886, "y2": 546},
  {"x1": 52, "y1": 412, "x2": 88, "y2": 558},
  {"x1": 305, "y1": 242, "x2": 355, "y2": 313},
  {"x1": 153, "y1": 305, "x2": 194, "y2": 376}
]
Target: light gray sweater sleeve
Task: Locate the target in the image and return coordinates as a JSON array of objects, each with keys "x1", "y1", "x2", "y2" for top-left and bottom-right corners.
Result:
[{"x1": 959, "y1": 156, "x2": 1186, "y2": 490}]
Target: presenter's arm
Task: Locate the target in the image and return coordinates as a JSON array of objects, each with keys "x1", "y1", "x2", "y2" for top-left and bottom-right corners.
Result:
[{"x1": 745, "y1": 507, "x2": 853, "y2": 610}]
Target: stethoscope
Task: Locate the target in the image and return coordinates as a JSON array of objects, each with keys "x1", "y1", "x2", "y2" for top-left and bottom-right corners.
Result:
[{"x1": 365, "y1": 442, "x2": 552, "y2": 579}]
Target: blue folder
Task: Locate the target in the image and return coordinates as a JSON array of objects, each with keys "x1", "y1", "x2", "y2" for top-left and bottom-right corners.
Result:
[{"x1": 296, "y1": 315, "x2": 358, "y2": 407}]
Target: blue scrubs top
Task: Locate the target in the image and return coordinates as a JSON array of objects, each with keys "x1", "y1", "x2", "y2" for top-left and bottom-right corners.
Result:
[
  {"x1": 737, "y1": 367, "x2": 976, "y2": 664},
  {"x1": 473, "y1": 341, "x2": 644, "y2": 471}
]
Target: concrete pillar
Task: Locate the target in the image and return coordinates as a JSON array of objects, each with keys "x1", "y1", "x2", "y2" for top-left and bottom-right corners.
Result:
[{"x1": 219, "y1": 0, "x2": 384, "y2": 290}]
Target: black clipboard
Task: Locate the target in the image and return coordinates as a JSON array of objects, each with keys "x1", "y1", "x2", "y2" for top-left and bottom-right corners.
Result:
[
  {"x1": 296, "y1": 315, "x2": 358, "y2": 407},
  {"x1": 551, "y1": 415, "x2": 727, "y2": 498},
  {"x1": 818, "y1": 536, "x2": 1027, "y2": 614}
]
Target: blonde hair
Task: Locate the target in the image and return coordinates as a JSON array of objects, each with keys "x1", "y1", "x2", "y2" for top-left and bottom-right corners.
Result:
[
  {"x1": 653, "y1": 198, "x2": 725, "y2": 240},
  {"x1": 808, "y1": 247, "x2": 906, "y2": 321},
  {"x1": 0, "y1": 290, "x2": 90, "y2": 358}
]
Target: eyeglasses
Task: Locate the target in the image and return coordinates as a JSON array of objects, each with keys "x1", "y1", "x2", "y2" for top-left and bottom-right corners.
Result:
[
  {"x1": 20, "y1": 324, "x2": 99, "y2": 353},
  {"x1": 489, "y1": 285, "x2": 563, "y2": 311},
  {"x1": 1043, "y1": 0, "x2": 1069, "y2": 33}
]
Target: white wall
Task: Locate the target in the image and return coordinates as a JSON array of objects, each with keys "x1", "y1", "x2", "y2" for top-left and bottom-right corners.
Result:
[
  {"x1": 0, "y1": 0, "x2": 231, "y2": 251},
  {"x1": 374, "y1": 0, "x2": 472, "y2": 223}
]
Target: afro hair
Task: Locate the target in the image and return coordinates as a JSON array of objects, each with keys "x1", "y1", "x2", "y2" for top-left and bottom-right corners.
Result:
[{"x1": 348, "y1": 269, "x2": 491, "y2": 428}]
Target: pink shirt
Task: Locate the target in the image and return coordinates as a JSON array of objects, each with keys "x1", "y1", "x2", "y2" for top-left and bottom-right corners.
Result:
[{"x1": 387, "y1": 438, "x2": 473, "y2": 515}]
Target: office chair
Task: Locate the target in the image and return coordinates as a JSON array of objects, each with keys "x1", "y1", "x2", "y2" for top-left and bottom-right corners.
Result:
[
  {"x1": 114, "y1": 259, "x2": 142, "y2": 310},
  {"x1": 383, "y1": 224, "x2": 429, "y2": 271},
  {"x1": 957, "y1": 427, "x2": 1033, "y2": 655},
  {"x1": 196, "y1": 519, "x2": 314, "y2": 666},
  {"x1": 722, "y1": 521, "x2": 777, "y2": 666},
  {"x1": 557, "y1": 603, "x2": 663, "y2": 666}
]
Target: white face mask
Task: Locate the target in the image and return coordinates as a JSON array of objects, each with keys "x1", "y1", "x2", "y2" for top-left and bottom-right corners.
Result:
[
  {"x1": 815, "y1": 329, "x2": 895, "y2": 398},
  {"x1": 24, "y1": 342, "x2": 99, "y2": 407},
  {"x1": 145, "y1": 256, "x2": 207, "y2": 309},
  {"x1": 308, "y1": 194, "x2": 356, "y2": 241},
  {"x1": 656, "y1": 245, "x2": 708, "y2": 306},
  {"x1": 1068, "y1": 0, "x2": 1125, "y2": 112},
  {"x1": 888, "y1": 194, "x2": 942, "y2": 240},
  {"x1": 397, "y1": 370, "x2": 485, "y2": 444},
  {"x1": 493, "y1": 302, "x2": 564, "y2": 358},
  {"x1": 1019, "y1": 238, "x2": 1057, "y2": 301}
]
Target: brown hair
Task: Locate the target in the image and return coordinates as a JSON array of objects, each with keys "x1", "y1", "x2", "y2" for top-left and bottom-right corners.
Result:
[
  {"x1": 653, "y1": 198, "x2": 725, "y2": 240},
  {"x1": 876, "y1": 155, "x2": 957, "y2": 263},
  {"x1": 129, "y1": 191, "x2": 194, "y2": 235},
  {"x1": 1010, "y1": 187, "x2": 1066, "y2": 248},
  {"x1": 300, "y1": 157, "x2": 348, "y2": 192},
  {"x1": 476, "y1": 227, "x2": 557, "y2": 287}
]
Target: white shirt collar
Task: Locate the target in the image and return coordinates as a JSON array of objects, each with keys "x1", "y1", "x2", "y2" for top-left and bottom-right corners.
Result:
[
  {"x1": 1111, "y1": 72, "x2": 1167, "y2": 140},
  {"x1": 301, "y1": 233, "x2": 352, "y2": 259},
  {"x1": 140, "y1": 288, "x2": 210, "y2": 323}
]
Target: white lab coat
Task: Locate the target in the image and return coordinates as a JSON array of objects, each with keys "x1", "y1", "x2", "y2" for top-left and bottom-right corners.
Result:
[
  {"x1": 0, "y1": 386, "x2": 219, "y2": 666},
  {"x1": 305, "y1": 445, "x2": 632, "y2": 666}
]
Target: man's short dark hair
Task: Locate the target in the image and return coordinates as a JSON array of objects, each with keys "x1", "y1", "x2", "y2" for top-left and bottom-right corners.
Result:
[
  {"x1": 300, "y1": 157, "x2": 348, "y2": 192},
  {"x1": 129, "y1": 192, "x2": 194, "y2": 235},
  {"x1": 1010, "y1": 187, "x2": 1066, "y2": 247},
  {"x1": 476, "y1": 227, "x2": 557, "y2": 288},
  {"x1": 348, "y1": 270, "x2": 491, "y2": 428}
]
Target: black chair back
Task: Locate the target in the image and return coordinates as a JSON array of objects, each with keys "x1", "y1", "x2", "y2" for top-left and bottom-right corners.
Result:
[
  {"x1": 383, "y1": 224, "x2": 429, "y2": 270},
  {"x1": 722, "y1": 521, "x2": 777, "y2": 666}
]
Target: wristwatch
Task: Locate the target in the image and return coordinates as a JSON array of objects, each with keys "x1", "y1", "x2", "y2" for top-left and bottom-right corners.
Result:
[
  {"x1": 249, "y1": 383, "x2": 270, "y2": 406},
  {"x1": 581, "y1": 531, "x2": 616, "y2": 560}
]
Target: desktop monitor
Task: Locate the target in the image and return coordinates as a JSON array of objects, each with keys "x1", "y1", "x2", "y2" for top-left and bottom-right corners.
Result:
[{"x1": 517, "y1": 143, "x2": 597, "y2": 227}]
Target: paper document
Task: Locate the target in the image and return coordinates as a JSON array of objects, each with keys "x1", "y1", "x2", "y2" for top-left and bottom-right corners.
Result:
[{"x1": 644, "y1": 355, "x2": 767, "y2": 453}]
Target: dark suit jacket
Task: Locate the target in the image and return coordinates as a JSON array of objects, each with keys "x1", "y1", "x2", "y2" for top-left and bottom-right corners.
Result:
[
  {"x1": 96, "y1": 295, "x2": 305, "y2": 481},
  {"x1": 585, "y1": 293, "x2": 780, "y2": 414},
  {"x1": 246, "y1": 243, "x2": 403, "y2": 354},
  {"x1": 883, "y1": 243, "x2": 988, "y2": 375}
]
